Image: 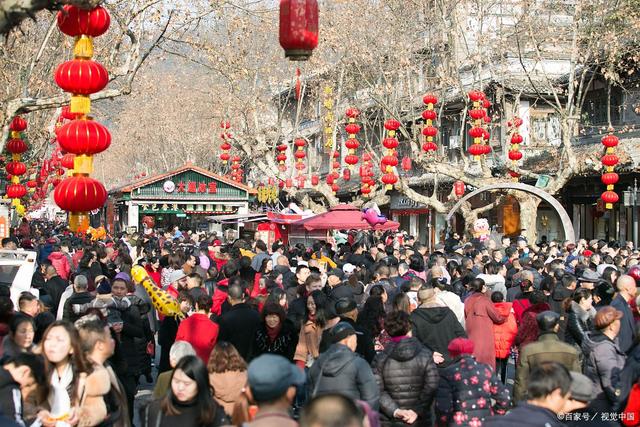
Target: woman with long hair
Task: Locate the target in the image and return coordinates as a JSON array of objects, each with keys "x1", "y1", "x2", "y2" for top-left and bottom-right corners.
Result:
[
  {"x1": 293, "y1": 290, "x2": 339, "y2": 369},
  {"x1": 145, "y1": 256, "x2": 162, "y2": 286},
  {"x1": 207, "y1": 342, "x2": 247, "y2": 417},
  {"x1": 357, "y1": 289, "x2": 386, "y2": 351},
  {"x1": 251, "y1": 303, "x2": 298, "y2": 361},
  {"x1": 1, "y1": 314, "x2": 35, "y2": 359},
  {"x1": 37, "y1": 320, "x2": 90, "y2": 427},
  {"x1": 263, "y1": 287, "x2": 288, "y2": 311},
  {"x1": 143, "y1": 355, "x2": 228, "y2": 427}
]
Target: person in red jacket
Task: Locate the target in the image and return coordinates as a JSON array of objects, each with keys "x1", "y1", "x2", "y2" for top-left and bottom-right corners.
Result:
[
  {"x1": 491, "y1": 291, "x2": 518, "y2": 384},
  {"x1": 212, "y1": 262, "x2": 238, "y2": 317},
  {"x1": 47, "y1": 245, "x2": 71, "y2": 280},
  {"x1": 514, "y1": 290, "x2": 551, "y2": 354},
  {"x1": 175, "y1": 293, "x2": 219, "y2": 363}
]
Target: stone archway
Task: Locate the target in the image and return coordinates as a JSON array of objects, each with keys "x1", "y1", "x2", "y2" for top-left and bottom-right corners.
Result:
[{"x1": 446, "y1": 182, "x2": 575, "y2": 243}]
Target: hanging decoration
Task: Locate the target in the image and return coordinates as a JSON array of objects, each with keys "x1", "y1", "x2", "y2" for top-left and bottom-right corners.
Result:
[
  {"x1": 5, "y1": 116, "x2": 29, "y2": 212},
  {"x1": 454, "y1": 180, "x2": 465, "y2": 197},
  {"x1": 600, "y1": 133, "x2": 620, "y2": 209},
  {"x1": 421, "y1": 94, "x2": 438, "y2": 153},
  {"x1": 344, "y1": 108, "x2": 361, "y2": 169},
  {"x1": 359, "y1": 152, "x2": 375, "y2": 197},
  {"x1": 257, "y1": 180, "x2": 279, "y2": 204},
  {"x1": 381, "y1": 119, "x2": 400, "y2": 190},
  {"x1": 279, "y1": 0, "x2": 319, "y2": 61},
  {"x1": 276, "y1": 143, "x2": 288, "y2": 172},
  {"x1": 507, "y1": 116, "x2": 524, "y2": 179},
  {"x1": 323, "y1": 87, "x2": 335, "y2": 149},
  {"x1": 53, "y1": 4, "x2": 111, "y2": 232},
  {"x1": 294, "y1": 68, "x2": 302, "y2": 100},
  {"x1": 230, "y1": 155, "x2": 242, "y2": 183},
  {"x1": 219, "y1": 121, "x2": 232, "y2": 164},
  {"x1": 328, "y1": 150, "x2": 340, "y2": 194},
  {"x1": 467, "y1": 90, "x2": 491, "y2": 160}
]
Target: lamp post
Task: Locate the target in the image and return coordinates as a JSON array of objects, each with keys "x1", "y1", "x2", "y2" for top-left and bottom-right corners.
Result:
[{"x1": 624, "y1": 178, "x2": 639, "y2": 247}]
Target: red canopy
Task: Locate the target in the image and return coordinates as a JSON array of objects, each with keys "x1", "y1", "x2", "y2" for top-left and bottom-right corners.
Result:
[{"x1": 293, "y1": 204, "x2": 400, "y2": 231}]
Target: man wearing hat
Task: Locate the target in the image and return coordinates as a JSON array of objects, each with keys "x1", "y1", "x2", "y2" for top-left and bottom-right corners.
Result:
[
  {"x1": 244, "y1": 354, "x2": 304, "y2": 427},
  {"x1": 514, "y1": 311, "x2": 581, "y2": 402},
  {"x1": 326, "y1": 269, "x2": 353, "y2": 303},
  {"x1": 409, "y1": 286, "x2": 466, "y2": 367},
  {"x1": 583, "y1": 306, "x2": 626, "y2": 412},
  {"x1": 334, "y1": 298, "x2": 375, "y2": 363},
  {"x1": 561, "y1": 372, "x2": 613, "y2": 427},
  {"x1": 166, "y1": 269, "x2": 188, "y2": 299},
  {"x1": 308, "y1": 322, "x2": 379, "y2": 410}
]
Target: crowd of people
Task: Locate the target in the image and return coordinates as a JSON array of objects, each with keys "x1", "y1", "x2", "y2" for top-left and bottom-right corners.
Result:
[{"x1": 1, "y1": 219, "x2": 640, "y2": 427}]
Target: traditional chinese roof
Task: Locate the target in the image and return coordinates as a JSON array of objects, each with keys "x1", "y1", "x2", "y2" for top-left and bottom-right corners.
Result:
[{"x1": 110, "y1": 162, "x2": 257, "y2": 195}]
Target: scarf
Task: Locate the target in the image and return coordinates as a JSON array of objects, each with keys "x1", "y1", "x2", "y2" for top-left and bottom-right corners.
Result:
[
  {"x1": 390, "y1": 335, "x2": 410, "y2": 343},
  {"x1": 49, "y1": 363, "x2": 73, "y2": 426},
  {"x1": 266, "y1": 323, "x2": 282, "y2": 343}
]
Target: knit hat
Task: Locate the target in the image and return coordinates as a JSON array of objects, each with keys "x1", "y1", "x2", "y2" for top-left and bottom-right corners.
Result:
[
  {"x1": 448, "y1": 338, "x2": 474, "y2": 358},
  {"x1": 583, "y1": 249, "x2": 594, "y2": 257},
  {"x1": 569, "y1": 372, "x2": 593, "y2": 403},
  {"x1": 114, "y1": 272, "x2": 131, "y2": 284}
]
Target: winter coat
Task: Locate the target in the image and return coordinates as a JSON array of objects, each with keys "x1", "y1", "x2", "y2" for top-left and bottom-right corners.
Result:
[
  {"x1": 564, "y1": 301, "x2": 595, "y2": 347},
  {"x1": 294, "y1": 320, "x2": 323, "y2": 366},
  {"x1": 372, "y1": 337, "x2": 439, "y2": 427},
  {"x1": 483, "y1": 403, "x2": 564, "y2": 427},
  {"x1": 475, "y1": 274, "x2": 507, "y2": 300},
  {"x1": 611, "y1": 294, "x2": 636, "y2": 354},
  {"x1": 410, "y1": 306, "x2": 466, "y2": 367},
  {"x1": 250, "y1": 318, "x2": 298, "y2": 361},
  {"x1": 209, "y1": 371, "x2": 247, "y2": 416},
  {"x1": 549, "y1": 285, "x2": 572, "y2": 315},
  {"x1": 492, "y1": 302, "x2": 517, "y2": 359},
  {"x1": 513, "y1": 333, "x2": 581, "y2": 402},
  {"x1": 211, "y1": 281, "x2": 229, "y2": 317},
  {"x1": 118, "y1": 303, "x2": 147, "y2": 377},
  {"x1": 141, "y1": 397, "x2": 228, "y2": 427},
  {"x1": 62, "y1": 291, "x2": 95, "y2": 323},
  {"x1": 287, "y1": 296, "x2": 307, "y2": 332},
  {"x1": 511, "y1": 296, "x2": 532, "y2": 324},
  {"x1": 514, "y1": 303, "x2": 551, "y2": 350},
  {"x1": 617, "y1": 344, "x2": 640, "y2": 413},
  {"x1": 464, "y1": 293, "x2": 505, "y2": 370},
  {"x1": 436, "y1": 290, "x2": 465, "y2": 328},
  {"x1": 48, "y1": 252, "x2": 72, "y2": 280},
  {"x1": 175, "y1": 313, "x2": 219, "y2": 363},
  {"x1": 340, "y1": 317, "x2": 376, "y2": 364},
  {"x1": 308, "y1": 343, "x2": 379, "y2": 410},
  {"x1": 582, "y1": 331, "x2": 626, "y2": 412},
  {"x1": 217, "y1": 303, "x2": 261, "y2": 361},
  {"x1": 0, "y1": 367, "x2": 23, "y2": 425},
  {"x1": 38, "y1": 243, "x2": 54, "y2": 265},
  {"x1": 436, "y1": 355, "x2": 510, "y2": 427}
]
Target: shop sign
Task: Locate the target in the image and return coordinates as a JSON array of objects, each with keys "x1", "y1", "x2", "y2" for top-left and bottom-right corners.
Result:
[
  {"x1": 163, "y1": 180, "x2": 217, "y2": 194},
  {"x1": 390, "y1": 194, "x2": 428, "y2": 211}
]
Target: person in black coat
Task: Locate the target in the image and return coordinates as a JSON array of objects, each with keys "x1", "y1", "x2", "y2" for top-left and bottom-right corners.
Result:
[
  {"x1": 564, "y1": 288, "x2": 595, "y2": 348},
  {"x1": 372, "y1": 311, "x2": 439, "y2": 427},
  {"x1": 217, "y1": 283, "x2": 261, "y2": 361},
  {"x1": 610, "y1": 275, "x2": 637, "y2": 354},
  {"x1": 334, "y1": 298, "x2": 375, "y2": 363},
  {"x1": 43, "y1": 265, "x2": 68, "y2": 315},
  {"x1": 0, "y1": 353, "x2": 46, "y2": 426},
  {"x1": 62, "y1": 275, "x2": 94, "y2": 323},
  {"x1": 409, "y1": 287, "x2": 466, "y2": 367},
  {"x1": 158, "y1": 293, "x2": 193, "y2": 373},
  {"x1": 250, "y1": 303, "x2": 298, "y2": 361}
]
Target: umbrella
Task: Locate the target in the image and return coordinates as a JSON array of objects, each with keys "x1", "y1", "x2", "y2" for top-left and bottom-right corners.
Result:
[{"x1": 293, "y1": 203, "x2": 399, "y2": 231}]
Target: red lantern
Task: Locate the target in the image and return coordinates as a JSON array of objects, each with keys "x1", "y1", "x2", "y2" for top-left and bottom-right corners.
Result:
[
  {"x1": 482, "y1": 99, "x2": 491, "y2": 109},
  {"x1": 361, "y1": 185, "x2": 371, "y2": 195},
  {"x1": 345, "y1": 154, "x2": 359, "y2": 166},
  {"x1": 53, "y1": 176, "x2": 107, "y2": 211},
  {"x1": 345, "y1": 124, "x2": 361, "y2": 134},
  {"x1": 401, "y1": 157, "x2": 412, "y2": 172},
  {"x1": 345, "y1": 138, "x2": 360, "y2": 150},
  {"x1": 57, "y1": 5, "x2": 110, "y2": 37},
  {"x1": 381, "y1": 155, "x2": 398, "y2": 169},
  {"x1": 382, "y1": 137, "x2": 398, "y2": 150},
  {"x1": 468, "y1": 144, "x2": 484, "y2": 157},
  {"x1": 220, "y1": 121, "x2": 231, "y2": 130},
  {"x1": 508, "y1": 151, "x2": 523, "y2": 161},
  {"x1": 26, "y1": 180, "x2": 37, "y2": 189},
  {"x1": 601, "y1": 172, "x2": 619, "y2": 186},
  {"x1": 384, "y1": 119, "x2": 401, "y2": 131},
  {"x1": 601, "y1": 154, "x2": 619, "y2": 167},
  {"x1": 295, "y1": 162, "x2": 306, "y2": 171},
  {"x1": 468, "y1": 127, "x2": 484, "y2": 138},
  {"x1": 6, "y1": 161, "x2": 26, "y2": 176},
  {"x1": 423, "y1": 94, "x2": 438, "y2": 105},
  {"x1": 221, "y1": 142, "x2": 232, "y2": 151},
  {"x1": 55, "y1": 60, "x2": 109, "y2": 95},
  {"x1": 332, "y1": 160, "x2": 341, "y2": 170},
  {"x1": 362, "y1": 152, "x2": 372, "y2": 162},
  {"x1": 326, "y1": 174, "x2": 334, "y2": 185},
  {"x1": 294, "y1": 151, "x2": 306, "y2": 160},
  {"x1": 5, "y1": 138, "x2": 28, "y2": 154},
  {"x1": 468, "y1": 90, "x2": 484, "y2": 101},
  {"x1": 220, "y1": 153, "x2": 231, "y2": 162},
  {"x1": 57, "y1": 119, "x2": 111, "y2": 155},
  {"x1": 422, "y1": 142, "x2": 437, "y2": 152},
  {"x1": 311, "y1": 175, "x2": 319, "y2": 186},
  {"x1": 346, "y1": 108, "x2": 360, "y2": 119},
  {"x1": 294, "y1": 138, "x2": 306, "y2": 148},
  {"x1": 422, "y1": 110, "x2": 437, "y2": 121},
  {"x1": 510, "y1": 134, "x2": 523, "y2": 145},
  {"x1": 9, "y1": 116, "x2": 27, "y2": 132},
  {"x1": 601, "y1": 190, "x2": 619, "y2": 209},
  {"x1": 6, "y1": 184, "x2": 26, "y2": 199},
  {"x1": 279, "y1": 0, "x2": 319, "y2": 60},
  {"x1": 381, "y1": 173, "x2": 398, "y2": 189},
  {"x1": 331, "y1": 183, "x2": 340, "y2": 193},
  {"x1": 508, "y1": 170, "x2": 520, "y2": 178},
  {"x1": 343, "y1": 168, "x2": 351, "y2": 181},
  {"x1": 454, "y1": 180, "x2": 465, "y2": 196},
  {"x1": 422, "y1": 126, "x2": 438, "y2": 137},
  {"x1": 468, "y1": 109, "x2": 485, "y2": 120},
  {"x1": 601, "y1": 134, "x2": 619, "y2": 148},
  {"x1": 285, "y1": 178, "x2": 293, "y2": 188}
]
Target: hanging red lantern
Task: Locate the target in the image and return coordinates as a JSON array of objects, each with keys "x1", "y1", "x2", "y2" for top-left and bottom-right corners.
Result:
[
  {"x1": 454, "y1": 180, "x2": 465, "y2": 197},
  {"x1": 343, "y1": 168, "x2": 351, "y2": 181},
  {"x1": 276, "y1": 144, "x2": 288, "y2": 171},
  {"x1": 600, "y1": 132, "x2": 620, "y2": 209},
  {"x1": 311, "y1": 175, "x2": 319, "y2": 186},
  {"x1": 220, "y1": 153, "x2": 231, "y2": 163},
  {"x1": 468, "y1": 109, "x2": 485, "y2": 120},
  {"x1": 382, "y1": 137, "x2": 398, "y2": 150},
  {"x1": 467, "y1": 90, "x2": 490, "y2": 160},
  {"x1": 6, "y1": 162, "x2": 26, "y2": 176},
  {"x1": 601, "y1": 134, "x2": 619, "y2": 148},
  {"x1": 468, "y1": 90, "x2": 484, "y2": 102},
  {"x1": 468, "y1": 127, "x2": 484, "y2": 138},
  {"x1": 381, "y1": 173, "x2": 398, "y2": 190},
  {"x1": 422, "y1": 142, "x2": 437, "y2": 152},
  {"x1": 285, "y1": 178, "x2": 293, "y2": 188},
  {"x1": 601, "y1": 154, "x2": 619, "y2": 167},
  {"x1": 5, "y1": 138, "x2": 27, "y2": 154},
  {"x1": 510, "y1": 134, "x2": 523, "y2": 145},
  {"x1": 5, "y1": 184, "x2": 26, "y2": 199},
  {"x1": 345, "y1": 154, "x2": 359, "y2": 166},
  {"x1": 279, "y1": 0, "x2": 319, "y2": 60},
  {"x1": 422, "y1": 126, "x2": 438, "y2": 137},
  {"x1": 9, "y1": 116, "x2": 27, "y2": 132},
  {"x1": 55, "y1": 60, "x2": 109, "y2": 95},
  {"x1": 601, "y1": 191, "x2": 619, "y2": 209},
  {"x1": 26, "y1": 180, "x2": 37, "y2": 189},
  {"x1": 384, "y1": 119, "x2": 401, "y2": 131},
  {"x1": 468, "y1": 144, "x2": 484, "y2": 158},
  {"x1": 381, "y1": 155, "x2": 398, "y2": 169},
  {"x1": 601, "y1": 172, "x2": 619, "y2": 186},
  {"x1": 401, "y1": 156, "x2": 412, "y2": 172},
  {"x1": 343, "y1": 108, "x2": 361, "y2": 168},
  {"x1": 361, "y1": 185, "x2": 371, "y2": 195},
  {"x1": 508, "y1": 150, "x2": 523, "y2": 161},
  {"x1": 326, "y1": 174, "x2": 334, "y2": 185},
  {"x1": 345, "y1": 124, "x2": 361, "y2": 135},
  {"x1": 331, "y1": 183, "x2": 340, "y2": 193},
  {"x1": 56, "y1": 119, "x2": 111, "y2": 155},
  {"x1": 57, "y1": 5, "x2": 110, "y2": 37},
  {"x1": 54, "y1": 176, "x2": 106, "y2": 211},
  {"x1": 422, "y1": 110, "x2": 437, "y2": 121}
]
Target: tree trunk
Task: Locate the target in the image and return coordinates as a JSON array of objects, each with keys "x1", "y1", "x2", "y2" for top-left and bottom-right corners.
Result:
[{"x1": 515, "y1": 193, "x2": 541, "y2": 243}]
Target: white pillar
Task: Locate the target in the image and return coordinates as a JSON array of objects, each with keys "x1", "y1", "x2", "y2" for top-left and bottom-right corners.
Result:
[
  {"x1": 127, "y1": 203, "x2": 139, "y2": 231},
  {"x1": 410, "y1": 215, "x2": 418, "y2": 239}
]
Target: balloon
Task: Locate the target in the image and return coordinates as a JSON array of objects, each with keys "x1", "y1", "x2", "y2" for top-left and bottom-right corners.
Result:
[{"x1": 362, "y1": 208, "x2": 387, "y2": 226}]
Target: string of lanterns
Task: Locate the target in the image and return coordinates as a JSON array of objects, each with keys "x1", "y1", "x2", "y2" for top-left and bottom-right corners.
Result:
[
  {"x1": 52, "y1": 4, "x2": 111, "y2": 232},
  {"x1": 507, "y1": 116, "x2": 524, "y2": 179},
  {"x1": 381, "y1": 119, "x2": 400, "y2": 190},
  {"x1": 467, "y1": 90, "x2": 492, "y2": 159},
  {"x1": 344, "y1": 108, "x2": 361, "y2": 169},
  {"x1": 5, "y1": 116, "x2": 28, "y2": 215},
  {"x1": 219, "y1": 121, "x2": 232, "y2": 165},
  {"x1": 360, "y1": 152, "x2": 375, "y2": 196},
  {"x1": 601, "y1": 133, "x2": 620, "y2": 209},
  {"x1": 422, "y1": 94, "x2": 438, "y2": 153}
]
